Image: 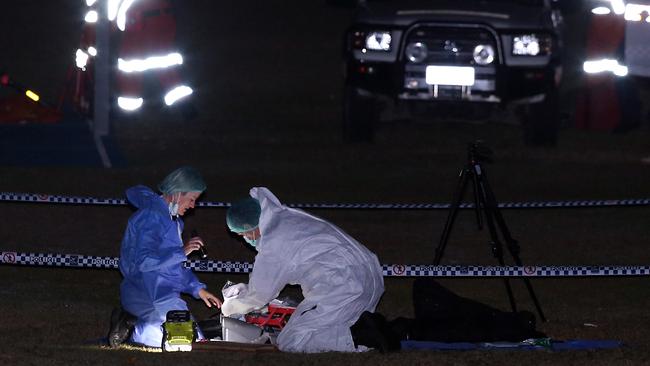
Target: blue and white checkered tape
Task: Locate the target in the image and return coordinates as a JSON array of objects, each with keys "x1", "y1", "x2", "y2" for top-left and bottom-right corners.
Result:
[
  {"x1": 2, "y1": 192, "x2": 649, "y2": 210},
  {"x1": 3, "y1": 252, "x2": 650, "y2": 277}
]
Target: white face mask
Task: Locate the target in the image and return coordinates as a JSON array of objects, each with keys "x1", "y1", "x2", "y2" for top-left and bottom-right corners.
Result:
[
  {"x1": 243, "y1": 230, "x2": 259, "y2": 249},
  {"x1": 168, "y1": 193, "x2": 180, "y2": 217},
  {"x1": 244, "y1": 236, "x2": 258, "y2": 247}
]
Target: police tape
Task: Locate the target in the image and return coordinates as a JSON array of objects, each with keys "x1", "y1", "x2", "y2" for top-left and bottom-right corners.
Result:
[
  {"x1": 2, "y1": 192, "x2": 650, "y2": 210},
  {"x1": 0, "y1": 252, "x2": 251, "y2": 273},
  {"x1": 2, "y1": 251, "x2": 650, "y2": 277}
]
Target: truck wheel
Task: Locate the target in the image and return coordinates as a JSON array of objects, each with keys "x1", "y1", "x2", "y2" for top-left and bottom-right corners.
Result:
[
  {"x1": 521, "y1": 91, "x2": 560, "y2": 146},
  {"x1": 343, "y1": 86, "x2": 377, "y2": 142}
]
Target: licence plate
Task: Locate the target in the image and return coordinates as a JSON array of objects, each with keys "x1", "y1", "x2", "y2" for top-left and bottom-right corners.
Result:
[{"x1": 425, "y1": 66, "x2": 475, "y2": 86}]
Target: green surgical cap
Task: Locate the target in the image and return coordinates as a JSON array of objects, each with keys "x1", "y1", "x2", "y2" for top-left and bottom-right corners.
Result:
[
  {"x1": 226, "y1": 197, "x2": 261, "y2": 233},
  {"x1": 158, "y1": 166, "x2": 206, "y2": 195}
]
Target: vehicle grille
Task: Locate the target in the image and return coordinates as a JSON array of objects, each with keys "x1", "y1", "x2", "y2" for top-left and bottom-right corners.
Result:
[
  {"x1": 403, "y1": 26, "x2": 498, "y2": 65},
  {"x1": 400, "y1": 24, "x2": 500, "y2": 102}
]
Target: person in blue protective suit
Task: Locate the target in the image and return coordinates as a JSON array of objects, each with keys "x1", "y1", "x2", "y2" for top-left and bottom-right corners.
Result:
[
  {"x1": 109, "y1": 166, "x2": 222, "y2": 348},
  {"x1": 222, "y1": 187, "x2": 392, "y2": 353}
]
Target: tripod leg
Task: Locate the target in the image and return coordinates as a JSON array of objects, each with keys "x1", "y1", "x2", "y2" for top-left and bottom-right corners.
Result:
[
  {"x1": 434, "y1": 167, "x2": 471, "y2": 265},
  {"x1": 479, "y1": 170, "x2": 547, "y2": 322},
  {"x1": 493, "y1": 214, "x2": 547, "y2": 322},
  {"x1": 471, "y1": 164, "x2": 483, "y2": 230},
  {"x1": 474, "y1": 174, "x2": 518, "y2": 313}
]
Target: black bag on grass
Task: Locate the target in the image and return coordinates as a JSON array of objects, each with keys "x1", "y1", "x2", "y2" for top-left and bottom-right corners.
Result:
[{"x1": 391, "y1": 278, "x2": 545, "y2": 343}]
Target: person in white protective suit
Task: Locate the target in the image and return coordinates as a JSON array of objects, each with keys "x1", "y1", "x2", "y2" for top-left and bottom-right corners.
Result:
[{"x1": 222, "y1": 187, "x2": 389, "y2": 353}]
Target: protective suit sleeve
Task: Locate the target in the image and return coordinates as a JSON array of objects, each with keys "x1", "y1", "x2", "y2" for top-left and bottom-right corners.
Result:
[
  {"x1": 221, "y1": 252, "x2": 292, "y2": 317},
  {"x1": 180, "y1": 267, "x2": 207, "y2": 299},
  {"x1": 221, "y1": 284, "x2": 250, "y2": 317},
  {"x1": 223, "y1": 283, "x2": 248, "y2": 299},
  {"x1": 134, "y1": 215, "x2": 186, "y2": 273}
]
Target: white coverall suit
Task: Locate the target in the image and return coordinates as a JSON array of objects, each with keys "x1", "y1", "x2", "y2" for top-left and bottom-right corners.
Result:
[{"x1": 222, "y1": 187, "x2": 385, "y2": 353}]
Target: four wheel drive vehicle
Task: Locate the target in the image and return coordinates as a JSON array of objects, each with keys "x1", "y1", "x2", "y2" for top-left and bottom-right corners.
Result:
[{"x1": 342, "y1": 0, "x2": 565, "y2": 145}]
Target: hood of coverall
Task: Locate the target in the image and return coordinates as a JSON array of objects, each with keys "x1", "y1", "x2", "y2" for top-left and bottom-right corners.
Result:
[
  {"x1": 127, "y1": 185, "x2": 163, "y2": 210},
  {"x1": 248, "y1": 187, "x2": 288, "y2": 251}
]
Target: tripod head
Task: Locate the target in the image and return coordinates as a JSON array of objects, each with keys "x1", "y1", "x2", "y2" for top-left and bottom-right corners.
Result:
[{"x1": 467, "y1": 141, "x2": 493, "y2": 165}]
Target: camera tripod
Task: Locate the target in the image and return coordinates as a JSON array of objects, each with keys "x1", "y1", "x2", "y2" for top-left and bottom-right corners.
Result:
[{"x1": 434, "y1": 142, "x2": 546, "y2": 322}]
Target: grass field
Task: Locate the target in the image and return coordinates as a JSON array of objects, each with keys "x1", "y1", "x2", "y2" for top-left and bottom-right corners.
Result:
[
  {"x1": 2, "y1": 120, "x2": 650, "y2": 365},
  {"x1": 2, "y1": 1, "x2": 650, "y2": 365}
]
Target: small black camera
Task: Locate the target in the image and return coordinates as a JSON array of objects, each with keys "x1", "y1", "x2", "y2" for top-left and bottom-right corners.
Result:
[{"x1": 467, "y1": 140, "x2": 493, "y2": 164}]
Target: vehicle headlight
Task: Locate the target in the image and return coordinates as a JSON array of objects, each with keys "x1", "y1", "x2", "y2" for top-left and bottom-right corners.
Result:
[
  {"x1": 405, "y1": 42, "x2": 428, "y2": 63},
  {"x1": 512, "y1": 34, "x2": 541, "y2": 56},
  {"x1": 511, "y1": 34, "x2": 553, "y2": 57},
  {"x1": 473, "y1": 44, "x2": 494, "y2": 65},
  {"x1": 365, "y1": 31, "x2": 392, "y2": 52}
]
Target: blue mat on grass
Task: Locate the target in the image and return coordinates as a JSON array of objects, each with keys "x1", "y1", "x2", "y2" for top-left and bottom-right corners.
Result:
[{"x1": 401, "y1": 339, "x2": 623, "y2": 351}]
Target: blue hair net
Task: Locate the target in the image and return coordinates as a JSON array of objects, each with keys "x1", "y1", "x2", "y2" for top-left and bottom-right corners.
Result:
[
  {"x1": 226, "y1": 197, "x2": 261, "y2": 233},
  {"x1": 157, "y1": 166, "x2": 206, "y2": 195}
]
